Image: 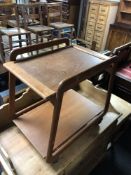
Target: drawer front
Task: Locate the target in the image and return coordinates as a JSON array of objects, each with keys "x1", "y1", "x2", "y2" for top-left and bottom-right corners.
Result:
[
  {"x1": 95, "y1": 23, "x2": 105, "y2": 32},
  {"x1": 95, "y1": 42, "x2": 101, "y2": 51},
  {"x1": 94, "y1": 32, "x2": 103, "y2": 42},
  {"x1": 86, "y1": 29, "x2": 94, "y2": 37},
  {"x1": 86, "y1": 34, "x2": 93, "y2": 41},
  {"x1": 97, "y1": 15, "x2": 106, "y2": 25},
  {"x1": 85, "y1": 30, "x2": 93, "y2": 45},
  {"x1": 89, "y1": 3, "x2": 99, "y2": 15},
  {"x1": 87, "y1": 21, "x2": 95, "y2": 29},
  {"x1": 88, "y1": 13, "x2": 96, "y2": 22},
  {"x1": 99, "y1": 5, "x2": 109, "y2": 15},
  {"x1": 85, "y1": 36, "x2": 93, "y2": 45},
  {"x1": 96, "y1": 41, "x2": 101, "y2": 48}
]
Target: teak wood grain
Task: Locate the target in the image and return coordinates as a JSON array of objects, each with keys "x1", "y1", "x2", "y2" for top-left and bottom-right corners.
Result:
[
  {"x1": 4, "y1": 47, "x2": 103, "y2": 93},
  {"x1": 4, "y1": 47, "x2": 117, "y2": 97},
  {"x1": 14, "y1": 90, "x2": 103, "y2": 158}
]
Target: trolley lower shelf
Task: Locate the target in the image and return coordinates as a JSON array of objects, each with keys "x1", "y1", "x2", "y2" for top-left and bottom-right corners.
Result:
[{"x1": 14, "y1": 90, "x2": 103, "y2": 158}]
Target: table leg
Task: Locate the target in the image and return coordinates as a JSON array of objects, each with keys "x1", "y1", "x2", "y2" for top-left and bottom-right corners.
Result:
[
  {"x1": 9, "y1": 72, "x2": 16, "y2": 120},
  {"x1": 36, "y1": 34, "x2": 39, "y2": 54},
  {"x1": 9, "y1": 36, "x2": 13, "y2": 51},
  {"x1": 46, "y1": 93, "x2": 63, "y2": 163},
  {"x1": 18, "y1": 35, "x2": 22, "y2": 47},
  {"x1": 104, "y1": 63, "x2": 118, "y2": 114}
]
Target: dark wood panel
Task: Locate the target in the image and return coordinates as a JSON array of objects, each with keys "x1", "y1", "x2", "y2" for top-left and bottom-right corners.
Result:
[
  {"x1": 106, "y1": 24, "x2": 131, "y2": 51},
  {"x1": 116, "y1": 0, "x2": 131, "y2": 25},
  {"x1": 107, "y1": 29, "x2": 126, "y2": 51}
]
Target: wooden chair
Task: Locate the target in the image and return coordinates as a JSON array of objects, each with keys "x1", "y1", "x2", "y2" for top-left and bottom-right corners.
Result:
[
  {"x1": 0, "y1": 4, "x2": 31, "y2": 63},
  {"x1": 7, "y1": 4, "x2": 24, "y2": 28},
  {"x1": 20, "y1": 3, "x2": 54, "y2": 44},
  {"x1": 46, "y1": 2, "x2": 75, "y2": 40}
]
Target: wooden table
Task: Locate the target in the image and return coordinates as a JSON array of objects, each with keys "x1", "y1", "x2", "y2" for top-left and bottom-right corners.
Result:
[{"x1": 3, "y1": 38, "x2": 118, "y2": 163}]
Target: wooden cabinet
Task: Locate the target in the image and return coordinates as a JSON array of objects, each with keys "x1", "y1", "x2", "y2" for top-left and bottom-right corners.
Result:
[
  {"x1": 106, "y1": 0, "x2": 131, "y2": 51},
  {"x1": 84, "y1": 0, "x2": 119, "y2": 52},
  {"x1": 106, "y1": 23, "x2": 131, "y2": 51},
  {"x1": 116, "y1": 0, "x2": 131, "y2": 25}
]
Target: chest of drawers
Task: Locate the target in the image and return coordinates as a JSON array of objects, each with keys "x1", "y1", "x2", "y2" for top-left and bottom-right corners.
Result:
[{"x1": 85, "y1": 0, "x2": 119, "y2": 52}]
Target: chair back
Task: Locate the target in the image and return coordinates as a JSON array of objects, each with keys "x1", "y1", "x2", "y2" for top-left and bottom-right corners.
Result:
[
  {"x1": 46, "y1": 2, "x2": 62, "y2": 25},
  {"x1": 19, "y1": 3, "x2": 43, "y2": 29},
  {"x1": 40, "y1": 3, "x2": 48, "y2": 26},
  {"x1": 0, "y1": 4, "x2": 19, "y2": 27}
]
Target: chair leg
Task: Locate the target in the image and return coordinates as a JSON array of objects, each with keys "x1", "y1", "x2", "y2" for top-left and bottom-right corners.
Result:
[
  {"x1": 58, "y1": 29, "x2": 61, "y2": 38},
  {"x1": 27, "y1": 33, "x2": 33, "y2": 56},
  {"x1": 9, "y1": 36, "x2": 13, "y2": 51},
  {"x1": 0, "y1": 33, "x2": 5, "y2": 63},
  {"x1": 18, "y1": 35, "x2": 22, "y2": 47},
  {"x1": 56, "y1": 30, "x2": 61, "y2": 49},
  {"x1": 36, "y1": 34, "x2": 39, "y2": 44},
  {"x1": 40, "y1": 33, "x2": 43, "y2": 43},
  {"x1": 36, "y1": 34, "x2": 39, "y2": 54},
  {"x1": 51, "y1": 31, "x2": 54, "y2": 51},
  {"x1": 70, "y1": 27, "x2": 75, "y2": 45},
  {"x1": 26, "y1": 33, "x2": 31, "y2": 46}
]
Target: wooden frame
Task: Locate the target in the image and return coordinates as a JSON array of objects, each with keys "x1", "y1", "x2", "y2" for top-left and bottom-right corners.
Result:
[{"x1": 4, "y1": 38, "x2": 119, "y2": 163}]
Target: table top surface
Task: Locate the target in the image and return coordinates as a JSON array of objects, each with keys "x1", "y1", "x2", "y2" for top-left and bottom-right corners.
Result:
[{"x1": 4, "y1": 46, "x2": 110, "y2": 99}]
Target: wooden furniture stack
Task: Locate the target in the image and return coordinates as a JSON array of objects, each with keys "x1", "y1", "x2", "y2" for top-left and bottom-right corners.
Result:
[
  {"x1": 0, "y1": 3, "x2": 31, "y2": 63},
  {"x1": 84, "y1": 0, "x2": 119, "y2": 52},
  {"x1": 20, "y1": 3, "x2": 54, "y2": 44},
  {"x1": 106, "y1": 0, "x2": 131, "y2": 51}
]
